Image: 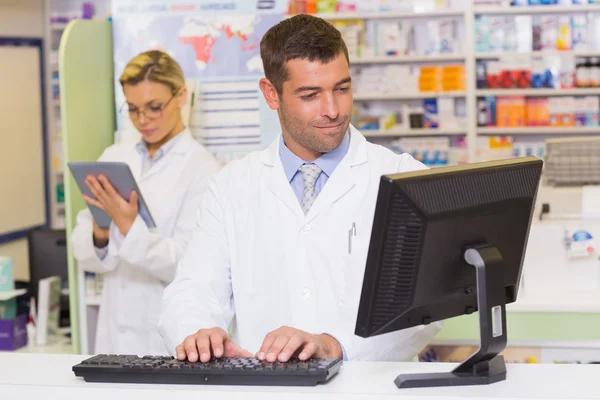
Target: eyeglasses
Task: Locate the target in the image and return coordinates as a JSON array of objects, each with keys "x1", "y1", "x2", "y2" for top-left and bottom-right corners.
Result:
[{"x1": 120, "y1": 90, "x2": 178, "y2": 121}]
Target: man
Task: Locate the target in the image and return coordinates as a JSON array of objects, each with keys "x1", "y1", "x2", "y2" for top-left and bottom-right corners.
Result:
[{"x1": 158, "y1": 14, "x2": 442, "y2": 363}]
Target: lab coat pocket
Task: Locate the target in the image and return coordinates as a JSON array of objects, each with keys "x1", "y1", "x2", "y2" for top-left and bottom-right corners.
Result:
[{"x1": 339, "y1": 227, "x2": 370, "y2": 311}]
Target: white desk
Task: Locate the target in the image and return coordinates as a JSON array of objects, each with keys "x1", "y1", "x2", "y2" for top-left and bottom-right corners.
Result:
[
  {"x1": 14, "y1": 334, "x2": 73, "y2": 354},
  {"x1": 0, "y1": 353, "x2": 598, "y2": 399},
  {"x1": 0, "y1": 333, "x2": 73, "y2": 355}
]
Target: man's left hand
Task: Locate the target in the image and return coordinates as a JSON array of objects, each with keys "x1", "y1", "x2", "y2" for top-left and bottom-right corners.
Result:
[{"x1": 256, "y1": 326, "x2": 342, "y2": 362}]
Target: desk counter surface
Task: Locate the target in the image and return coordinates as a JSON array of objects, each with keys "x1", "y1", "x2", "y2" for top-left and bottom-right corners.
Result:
[{"x1": 0, "y1": 353, "x2": 597, "y2": 400}]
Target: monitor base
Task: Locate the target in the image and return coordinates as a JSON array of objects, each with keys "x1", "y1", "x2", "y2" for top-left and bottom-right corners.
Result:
[
  {"x1": 395, "y1": 355, "x2": 507, "y2": 389},
  {"x1": 395, "y1": 245, "x2": 509, "y2": 389}
]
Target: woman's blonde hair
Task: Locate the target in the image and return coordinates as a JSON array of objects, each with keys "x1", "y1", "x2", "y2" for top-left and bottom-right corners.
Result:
[{"x1": 119, "y1": 50, "x2": 185, "y2": 94}]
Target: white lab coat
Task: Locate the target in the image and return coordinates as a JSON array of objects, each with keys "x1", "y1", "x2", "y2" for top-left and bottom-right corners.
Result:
[
  {"x1": 72, "y1": 129, "x2": 221, "y2": 355},
  {"x1": 159, "y1": 126, "x2": 442, "y2": 361}
]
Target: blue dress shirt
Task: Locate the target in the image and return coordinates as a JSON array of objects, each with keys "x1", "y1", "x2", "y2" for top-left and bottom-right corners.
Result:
[{"x1": 279, "y1": 131, "x2": 351, "y2": 201}]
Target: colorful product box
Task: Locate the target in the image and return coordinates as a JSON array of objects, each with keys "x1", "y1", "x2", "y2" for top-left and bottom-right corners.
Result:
[{"x1": 423, "y1": 99, "x2": 439, "y2": 129}]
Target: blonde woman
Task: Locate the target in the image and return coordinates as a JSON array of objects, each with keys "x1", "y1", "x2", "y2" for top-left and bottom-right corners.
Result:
[{"x1": 72, "y1": 50, "x2": 221, "y2": 355}]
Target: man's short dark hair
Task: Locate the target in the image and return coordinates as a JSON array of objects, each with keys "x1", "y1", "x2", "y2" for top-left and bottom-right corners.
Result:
[{"x1": 260, "y1": 14, "x2": 349, "y2": 95}]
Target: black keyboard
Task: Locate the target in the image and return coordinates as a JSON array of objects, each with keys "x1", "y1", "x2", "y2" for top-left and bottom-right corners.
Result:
[{"x1": 72, "y1": 354, "x2": 343, "y2": 386}]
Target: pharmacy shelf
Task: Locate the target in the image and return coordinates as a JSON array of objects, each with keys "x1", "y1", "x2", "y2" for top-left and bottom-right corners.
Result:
[
  {"x1": 478, "y1": 126, "x2": 600, "y2": 135},
  {"x1": 362, "y1": 127, "x2": 465, "y2": 137},
  {"x1": 0, "y1": 289, "x2": 27, "y2": 301},
  {"x1": 354, "y1": 91, "x2": 465, "y2": 101},
  {"x1": 351, "y1": 53, "x2": 465, "y2": 64},
  {"x1": 476, "y1": 88, "x2": 600, "y2": 96},
  {"x1": 474, "y1": 4, "x2": 600, "y2": 15},
  {"x1": 476, "y1": 50, "x2": 600, "y2": 59},
  {"x1": 315, "y1": 9, "x2": 465, "y2": 21}
]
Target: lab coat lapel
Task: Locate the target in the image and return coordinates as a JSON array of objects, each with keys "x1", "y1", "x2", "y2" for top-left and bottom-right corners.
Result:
[
  {"x1": 261, "y1": 138, "x2": 303, "y2": 217},
  {"x1": 306, "y1": 126, "x2": 368, "y2": 220},
  {"x1": 138, "y1": 132, "x2": 193, "y2": 183}
]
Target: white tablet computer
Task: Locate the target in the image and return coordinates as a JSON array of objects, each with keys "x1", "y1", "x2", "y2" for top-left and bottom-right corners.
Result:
[{"x1": 67, "y1": 161, "x2": 156, "y2": 229}]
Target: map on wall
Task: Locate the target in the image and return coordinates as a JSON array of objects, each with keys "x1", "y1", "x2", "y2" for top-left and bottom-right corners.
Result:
[{"x1": 111, "y1": 13, "x2": 283, "y2": 80}]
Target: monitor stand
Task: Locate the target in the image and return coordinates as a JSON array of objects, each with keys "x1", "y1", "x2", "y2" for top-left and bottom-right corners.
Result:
[{"x1": 395, "y1": 245, "x2": 508, "y2": 389}]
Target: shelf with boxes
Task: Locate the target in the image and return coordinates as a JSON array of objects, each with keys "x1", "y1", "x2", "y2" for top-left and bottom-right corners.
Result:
[
  {"x1": 353, "y1": 96, "x2": 467, "y2": 133},
  {"x1": 477, "y1": 88, "x2": 600, "y2": 95},
  {"x1": 477, "y1": 95, "x2": 600, "y2": 129},
  {"x1": 473, "y1": 5, "x2": 600, "y2": 138},
  {"x1": 352, "y1": 62, "x2": 467, "y2": 137},
  {"x1": 474, "y1": 2, "x2": 600, "y2": 88},
  {"x1": 362, "y1": 127, "x2": 465, "y2": 137},
  {"x1": 476, "y1": 50, "x2": 600, "y2": 59},
  {"x1": 354, "y1": 91, "x2": 466, "y2": 100},
  {"x1": 474, "y1": 3, "x2": 600, "y2": 16},
  {"x1": 354, "y1": 94, "x2": 468, "y2": 167},
  {"x1": 476, "y1": 54, "x2": 600, "y2": 91},
  {"x1": 367, "y1": 135, "x2": 469, "y2": 167},
  {"x1": 344, "y1": 60, "x2": 468, "y2": 101},
  {"x1": 475, "y1": 135, "x2": 547, "y2": 161},
  {"x1": 350, "y1": 53, "x2": 466, "y2": 64},
  {"x1": 478, "y1": 126, "x2": 600, "y2": 134},
  {"x1": 328, "y1": 12, "x2": 466, "y2": 63},
  {"x1": 288, "y1": 0, "x2": 468, "y2": 19},
  {"x1": 314, "y1": 9, "x2": 466, "y2": 20},
  {"x1": 295, "y1": 1, "x2": 600, "y2": 166},
  {"x1": 297, "y1": 1, "x2": 470, "y2": 157}
]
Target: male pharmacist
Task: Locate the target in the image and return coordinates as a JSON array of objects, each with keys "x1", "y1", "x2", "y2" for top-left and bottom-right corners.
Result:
[{"x1": 158, "y1": 14, "x2": 442, "y2": 363}]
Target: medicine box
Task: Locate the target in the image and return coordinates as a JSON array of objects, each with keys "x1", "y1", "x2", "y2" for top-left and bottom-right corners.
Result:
[
  {"x1": 526, "y1": 97, "x2": 550, "y2": 126},
  {"x1": 584, "y1": 96, "x2": 599, "y2": 126},
  {"x1": 496, "y1": 96, "x2": 526, "y2": 127},
  {"x1": 575, "y1": 97, "x2": 587, "y2": 126},
  {"x1": 0, "y1": 257, "x2": 13, "y2": 292},
  {"x1": 423, "y1": 99, "x2": 439, "y2": 128},
  {"x1": 0, "y1": 314, "x2": 28, "y2": 351},
  {"x1": 0, "y1": 257, "x2": 16, "y2": 320},
  {"x1": 0, "y1": 256, "x2": 27, "y2": 350}
]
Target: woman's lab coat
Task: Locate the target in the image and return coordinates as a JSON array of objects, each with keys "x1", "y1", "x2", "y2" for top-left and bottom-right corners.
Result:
[
  {"x1": 159, "y1": 126, "x2": 442, "y2": 361},
  {"x1": 72, "y1": 129, "x2": 221, "y2": 355}
]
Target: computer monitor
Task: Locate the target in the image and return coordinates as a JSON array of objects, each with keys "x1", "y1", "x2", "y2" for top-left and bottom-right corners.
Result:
[
  {"x1": 355, "y1": 156, "x2": 543, "y2": 389},
  {"x1": 27, "y1": 229, "x2": 70, "y2": 328}
]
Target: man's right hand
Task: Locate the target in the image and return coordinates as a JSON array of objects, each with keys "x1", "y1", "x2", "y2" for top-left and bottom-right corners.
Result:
[
  {"x1": 176, "y1": 327, "x2": 253, "y2": 362},
  {"x1": 92, "y1": 220, "x2": 109, "y2": 248}
]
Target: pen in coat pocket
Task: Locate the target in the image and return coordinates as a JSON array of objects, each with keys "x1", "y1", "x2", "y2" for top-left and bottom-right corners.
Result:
[{"x1": 348, "y1": 222, "x2": 357, "y2": 254}]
